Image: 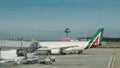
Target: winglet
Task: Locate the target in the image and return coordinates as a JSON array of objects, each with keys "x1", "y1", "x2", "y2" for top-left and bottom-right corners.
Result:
[{"x1": 85, "y1": 28, "x2": 104, "y2": 49}]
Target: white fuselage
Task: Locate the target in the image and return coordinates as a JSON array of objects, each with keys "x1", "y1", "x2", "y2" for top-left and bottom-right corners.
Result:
[{"x1": 39, "y1": 41, "x2": 89, "y2": 54}]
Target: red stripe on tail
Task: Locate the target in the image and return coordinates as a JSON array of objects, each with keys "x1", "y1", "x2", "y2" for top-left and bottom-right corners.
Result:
[{"x1": 90, "y1": 36, "x2": 99, "y2": 48}]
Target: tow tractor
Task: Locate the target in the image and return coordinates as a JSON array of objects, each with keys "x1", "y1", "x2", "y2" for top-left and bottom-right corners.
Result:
[
  {"x1": 24, "y1": 48, "x2": 55, "y2": 64},
  {"x1": 35, "y1": 48, "x2": 55, "y2": 64},
  {"x1": 25, "y1": 53, "x2": 38, "y2": 64}
]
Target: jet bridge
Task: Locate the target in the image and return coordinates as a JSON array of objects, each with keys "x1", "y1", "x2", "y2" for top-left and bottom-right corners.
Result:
[
  {"x1": 26, "y1": 42, "x2": 41, "y2": 53},
  {"x1": 17, "y1": 42, "x2": 41, "y2": 56}
]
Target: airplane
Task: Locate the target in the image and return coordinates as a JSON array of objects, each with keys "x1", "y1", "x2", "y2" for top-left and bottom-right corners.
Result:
[{"x1": 38, "y1": 28, "x2": 104, "y2": 54}]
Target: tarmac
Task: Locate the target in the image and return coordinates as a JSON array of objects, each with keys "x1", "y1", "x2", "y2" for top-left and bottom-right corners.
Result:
[
  {"x1": 1, "y1": 48, "x2": 120, "y2": 68},
  {"x1": 1, "y1": 42, "x2": 120, "y2": 68},
  {"x1": 113, "y1": 48, "x2": 120, "y2": 68}
]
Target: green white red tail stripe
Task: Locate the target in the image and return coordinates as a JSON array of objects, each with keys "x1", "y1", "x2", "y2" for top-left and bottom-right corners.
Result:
[{"x1": 85, "y1": 28, "x2": 104, "y2": 49}]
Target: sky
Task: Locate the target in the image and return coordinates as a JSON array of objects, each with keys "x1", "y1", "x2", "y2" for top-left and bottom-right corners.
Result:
[{"x1": 0, "y1": 0, "x2": 120, "y2": 40}]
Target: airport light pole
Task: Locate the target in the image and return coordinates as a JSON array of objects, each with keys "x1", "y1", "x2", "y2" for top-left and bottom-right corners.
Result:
[{"x1": 18, "y1": 38, "x2": 23, "y2": 50}]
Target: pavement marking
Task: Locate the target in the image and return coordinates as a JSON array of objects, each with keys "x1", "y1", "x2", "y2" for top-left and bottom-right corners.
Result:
[{"x1": 106, "y1": 53, "x2": 115, "y2": 68}]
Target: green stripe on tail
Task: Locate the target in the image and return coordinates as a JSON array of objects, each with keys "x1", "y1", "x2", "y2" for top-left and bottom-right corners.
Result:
[{"x1": 85, "y1": 28, "x2": 104, "y2": 49}]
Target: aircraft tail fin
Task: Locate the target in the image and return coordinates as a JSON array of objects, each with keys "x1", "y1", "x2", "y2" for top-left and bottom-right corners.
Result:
[
  {"x1": 85, "y1": 28, "x2": 104, "y2": 49},
  {"x1": 31, "y1": 37, "x2": 35, "y2": 43}
]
